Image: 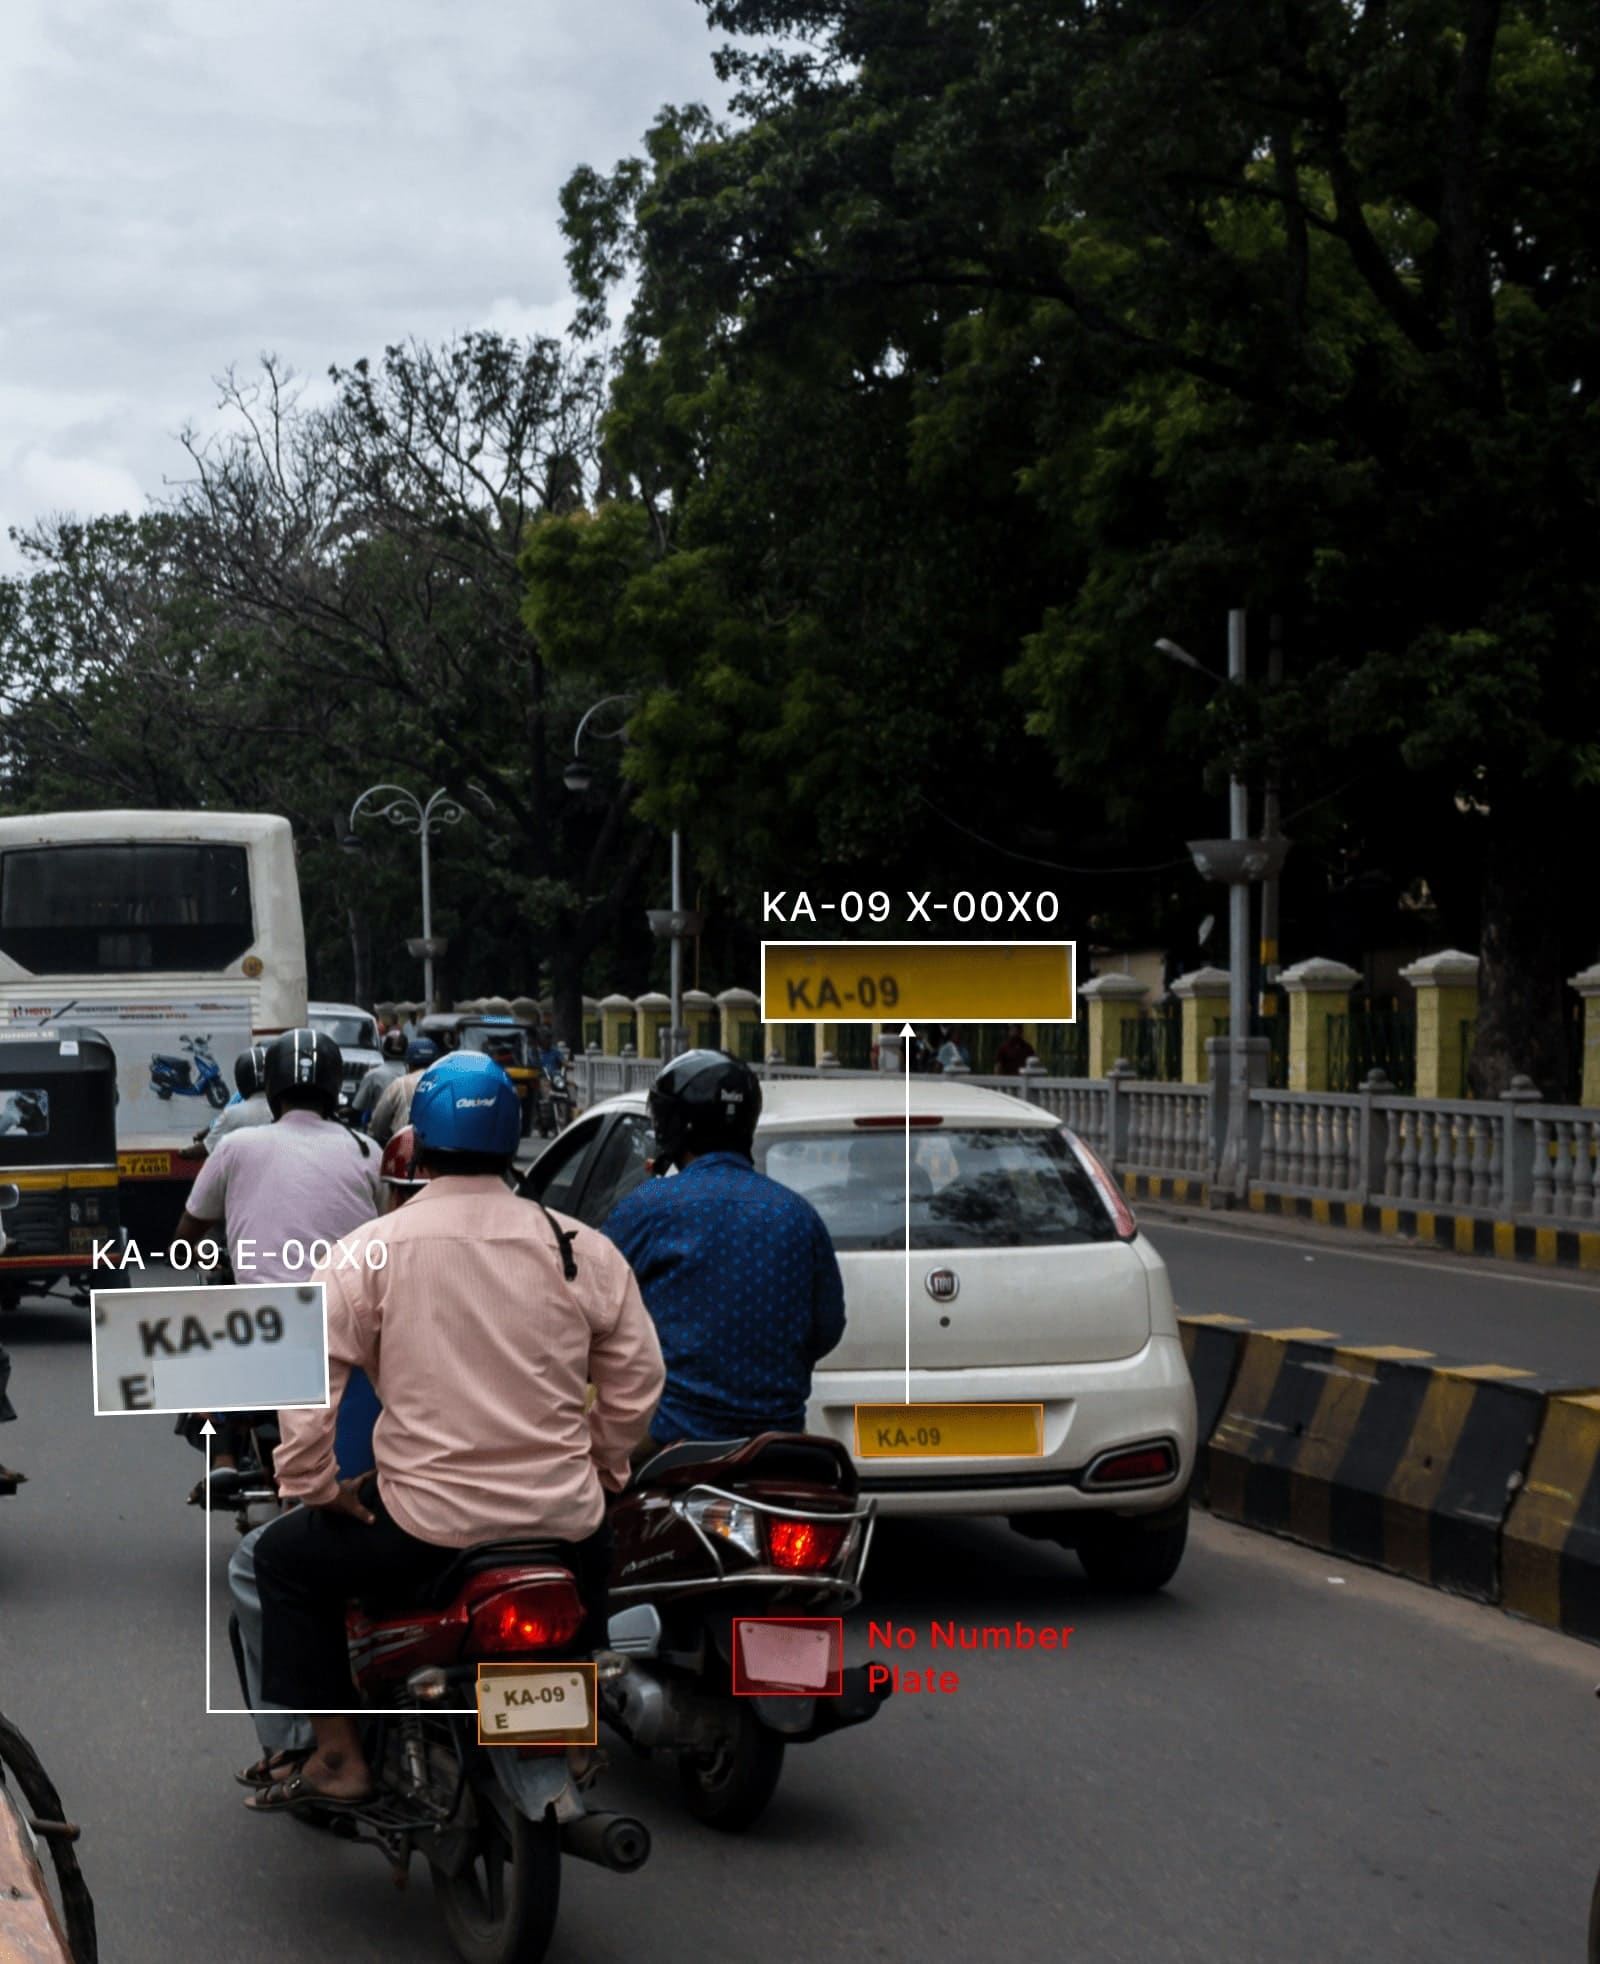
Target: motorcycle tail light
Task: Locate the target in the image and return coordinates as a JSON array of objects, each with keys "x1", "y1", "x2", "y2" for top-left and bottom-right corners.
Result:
[
  {"x1": 466, "y1": 1578, "x2": 585, "y2": 1655},
  {"x1": 765, "y1": 1519, "x2": 850, "y2": 1572}
]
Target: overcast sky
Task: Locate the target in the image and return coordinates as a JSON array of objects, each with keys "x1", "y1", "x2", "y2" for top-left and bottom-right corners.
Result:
[{"x1": 0, "y1": 0, "x2": 730, "y2": 568}]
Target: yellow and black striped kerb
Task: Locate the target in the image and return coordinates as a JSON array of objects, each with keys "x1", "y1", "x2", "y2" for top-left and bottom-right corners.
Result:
[
  {"x1": 1501, "y1": 1392, "x2": 1600, "y2": 1643},
  {"x1": 1204, "y1": 1330, "x2": 1567, "y2": 1602},
  {"x1": 1244, "y1": 1190, "x2": 1600, "y2": 1269},
  {"x1": 1124, "y1": 1174, "x2": 1210, "y2": 1208}
]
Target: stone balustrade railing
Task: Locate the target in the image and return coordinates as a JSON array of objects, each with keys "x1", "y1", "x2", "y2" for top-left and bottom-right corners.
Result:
[{"x1": 567, "y1": 1052, "x2": 1598, "y2": 1234}]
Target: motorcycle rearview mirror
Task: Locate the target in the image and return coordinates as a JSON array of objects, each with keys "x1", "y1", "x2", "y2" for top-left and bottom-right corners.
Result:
[{"x1": 0, "y1": 1185, "x2": 19, "y2": 1212}]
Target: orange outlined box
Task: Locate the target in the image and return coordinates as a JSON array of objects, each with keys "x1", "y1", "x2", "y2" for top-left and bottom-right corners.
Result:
[
  {"x1": 853, "y1": 1402, "x2": 1045, "y2": 1459},
  {"x1": 476, "y1": 1661, "x2": 598, "y2": 1746},
  {"x1": 732, "y1": 1618, "x2": 844, "y2": 1697}
]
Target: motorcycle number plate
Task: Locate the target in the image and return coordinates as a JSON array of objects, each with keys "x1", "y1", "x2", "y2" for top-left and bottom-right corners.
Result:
[
  {"x1": 477, "y1": 1666, "x2": 595, "y2": 1744},
  {"x1": 735, "y1": 1620, "x2": 836, "y2": 1692}
]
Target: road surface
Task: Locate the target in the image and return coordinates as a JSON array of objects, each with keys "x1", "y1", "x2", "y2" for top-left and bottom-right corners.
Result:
[{"x1": 1, "y1": 1278, "x2": 1595, "y2": 1964}]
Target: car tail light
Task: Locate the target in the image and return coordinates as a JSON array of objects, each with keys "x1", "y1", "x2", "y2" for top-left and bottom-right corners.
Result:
[
  {"x1": 853, "y1": 1115, "x2": 943, "y2": 1128},
  {"x1": 1083, "y1": 1442, "x2": 1177, "y2": 1489},
  {"x1": 466, "y1": 1577, "x2": 585, "y2": 1655},
  {"x1": 765, "y1": 1518, "x2": 849, "y2": 1571},
  {"x1": 1063, "y1": 1130, "x2": 1138, "y2": 1239}
]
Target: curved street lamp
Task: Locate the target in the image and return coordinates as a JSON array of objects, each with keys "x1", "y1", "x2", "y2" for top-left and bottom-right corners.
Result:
[
  {"x1": 348, "y1": 783, "x2": 490, "y2": 1014},
  {"x1": 566, "y1": 695, "x2": 693, "y2": 1059}
]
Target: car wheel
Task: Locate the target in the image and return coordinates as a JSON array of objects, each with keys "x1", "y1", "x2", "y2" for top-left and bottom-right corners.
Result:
[{"x1": 1074, "y1": 1495, "x2": 1189, "y2": 1594}]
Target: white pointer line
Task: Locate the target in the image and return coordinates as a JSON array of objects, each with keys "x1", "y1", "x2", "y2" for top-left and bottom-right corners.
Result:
[{"x1": 900, "y1": 1020, "x2": 914, "y2": 1405}]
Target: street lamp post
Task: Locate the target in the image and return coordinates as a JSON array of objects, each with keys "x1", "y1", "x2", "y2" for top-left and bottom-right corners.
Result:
[
  {"x1": 348, "y1": 783, "x2": 481, "y2": 1014},
  {"x1": 1156, "y1": 611, "x2": 1289, "y2": 1204},
  {"x1": 567, "y1": 696, "x2": 697, "y2": 1059}
]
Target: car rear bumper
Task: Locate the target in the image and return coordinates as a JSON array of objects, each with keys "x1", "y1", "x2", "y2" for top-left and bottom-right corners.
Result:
[{"x1": 808, "y1": 1335, "x2": 1197, "y2": 1519}]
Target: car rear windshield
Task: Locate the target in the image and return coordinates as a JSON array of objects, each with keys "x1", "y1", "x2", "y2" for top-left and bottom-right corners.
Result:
[
  {"x1": 756, "y1": 1127, "x2": 1117, "y2": 1251},
  {"x1": 0, "y1": 843, "x2": 252, "y2": 974}
]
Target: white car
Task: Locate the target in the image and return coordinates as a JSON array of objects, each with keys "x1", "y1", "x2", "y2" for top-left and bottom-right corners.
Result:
[
  {"x1": 308, "y1": 1002, "x2": 383, "y2": 1108},
  {"x1": 522, "y1": 1076, "x2": 1198, "y2": 1591}
]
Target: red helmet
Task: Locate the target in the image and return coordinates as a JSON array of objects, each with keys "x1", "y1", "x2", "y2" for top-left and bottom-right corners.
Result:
[{"x1": 380, "y1": 1125, "x2": 430, "y2": 1196}]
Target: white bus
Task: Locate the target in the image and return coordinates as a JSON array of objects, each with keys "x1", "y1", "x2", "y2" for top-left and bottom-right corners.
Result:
[{"x1": 0, "y1": 811, "x2": 308, "y2": 1230}]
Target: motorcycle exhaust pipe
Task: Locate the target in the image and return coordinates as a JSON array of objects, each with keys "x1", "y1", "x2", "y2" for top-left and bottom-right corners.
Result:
[{"x1": 559, "y1": 1810, "x2": 652, "y2": 1873}]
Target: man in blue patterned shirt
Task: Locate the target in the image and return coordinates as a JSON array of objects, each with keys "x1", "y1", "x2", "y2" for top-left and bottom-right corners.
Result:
[{"x1": 602, "y1": 1051, "x2": 845, "y2": 1448}]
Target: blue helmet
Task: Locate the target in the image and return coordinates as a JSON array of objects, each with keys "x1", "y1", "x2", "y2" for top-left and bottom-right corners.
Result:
[
  {"x1": 405, "y1": 1036, "x2": 441, "y2": 1069},
  {"x1": 411, "y1": 1052, "x2": 521, "y2": 1157}
]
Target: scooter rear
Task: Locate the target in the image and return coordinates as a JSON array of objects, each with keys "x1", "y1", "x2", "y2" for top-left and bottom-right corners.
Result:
[{"x1": 601, "y1": 1432, "x2": 890, "y2": 1830}]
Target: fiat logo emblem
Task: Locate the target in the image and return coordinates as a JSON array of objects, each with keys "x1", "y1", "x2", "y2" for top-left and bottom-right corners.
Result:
[{"x1": 925, "y1": 1269, "x2": 959, "y2": 1303}]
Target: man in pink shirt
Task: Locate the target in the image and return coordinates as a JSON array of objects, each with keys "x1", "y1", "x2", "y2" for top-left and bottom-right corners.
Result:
[{"x1": 249, "y1": 1053, "x2": 664, "y2": 1814}]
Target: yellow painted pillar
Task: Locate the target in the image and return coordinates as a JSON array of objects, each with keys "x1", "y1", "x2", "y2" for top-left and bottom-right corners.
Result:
[
  {"x1": 581, "y1": 997, "x2": 600, "y2": 1052},
  {"x1": 717, "y1": 987, "x2": 761, "y2": 1062},
  {"x1": 1171, "y1": 966, "x2": 1232, "y2": 1084},
  {"x1": 815, "y1": 1022, "x2": 840, "y2": 1065},
  {"x1": 1570, "y1": 964, "x2": 1600, "y2": 1108},
  {"x1": 598, "y1": 994, "x2": 636, "y2": 1057},
  {"x1": 1280, "y1": 957, "x2": 1361, "y2": 1092},
  {"x1": 634, "y1": 992, "x2": 672, "y2": 1060},
  {"x1": 1400, "y1": 950, "x2": 1479, "y2": 1100},
  {"x1": 681, "y1": 988, "x2": 717, "y2": 1051},
  {"x1": 1079, "y1": 971, "x2": 1149, "y2": 1079}
]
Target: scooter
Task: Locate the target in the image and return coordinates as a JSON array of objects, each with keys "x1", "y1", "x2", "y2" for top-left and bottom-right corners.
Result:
[
  {"x1": 600, "y1": 1432, "x2": 889, "y2": 1831},
  {"x1": 535, "y1": 1063, "x2": 572, "y2": 1139},
  {"x1": 149, "y1": 1035, "x2": 229, "y2": 1110},
  {"x1": 245, "y1": 1530, "x2": 648, "y2": 1964}
]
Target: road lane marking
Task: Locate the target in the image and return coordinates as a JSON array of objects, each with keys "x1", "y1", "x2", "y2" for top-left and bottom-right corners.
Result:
[{"x1": 1147, "y1": 1216, "x2": 1600, "y2": 1294}]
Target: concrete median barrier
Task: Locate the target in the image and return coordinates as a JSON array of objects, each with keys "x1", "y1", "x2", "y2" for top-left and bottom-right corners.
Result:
[
  {"x1": 1176, "y1": 1315, "x2": 1248, "y2": 1504},
  {"x1": 1501, "y1": 1391, "x2": 1600, "y2": 1644},
  {"x1": 1197, "y1": 1326, "x2": 1586, "y2": 1607}
]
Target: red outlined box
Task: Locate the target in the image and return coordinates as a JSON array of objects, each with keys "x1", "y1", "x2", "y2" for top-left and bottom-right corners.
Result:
[{"x1": 731, "y1": 1617, "x2": 843, "y2": 1697}]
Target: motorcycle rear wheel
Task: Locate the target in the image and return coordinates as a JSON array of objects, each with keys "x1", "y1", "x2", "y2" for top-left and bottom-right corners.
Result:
[
  {"x1": 432, "y1": 1802, "x2": 560, "y2": 1964},
  {"x1": 676, "y1": 1708, "x2": 785, "y2": 1833}
]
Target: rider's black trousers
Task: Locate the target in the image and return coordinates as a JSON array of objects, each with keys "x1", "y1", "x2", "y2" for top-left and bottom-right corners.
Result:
[{"x1": 254, "y1": 1478, "x2": 612, "y2": 1711}]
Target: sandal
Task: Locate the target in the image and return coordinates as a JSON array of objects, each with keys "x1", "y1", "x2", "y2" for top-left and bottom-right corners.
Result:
[
  {"x1": 235, "y1": 1747, "x2": 312, "y2": 1789},
  {"x1": 246, "y1": 1771, "x2": 376, "y2": 1814}
]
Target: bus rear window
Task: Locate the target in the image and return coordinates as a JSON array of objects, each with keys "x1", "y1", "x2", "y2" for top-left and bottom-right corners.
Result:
[{"x1": 0, "y1": 844, "x2": 254, "y2": 974}]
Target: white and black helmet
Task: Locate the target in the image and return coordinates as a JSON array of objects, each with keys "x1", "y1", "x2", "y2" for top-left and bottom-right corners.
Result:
[{"x1": 263, "y1": 1028, "x2": 343, "y2": 1111}]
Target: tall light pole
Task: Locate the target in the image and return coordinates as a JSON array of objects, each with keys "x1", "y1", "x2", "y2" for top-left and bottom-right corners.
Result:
[
  {"x1": 565, "y1": 695, "x2": 695, "y2": 1059},
  {"x1": 1156, "y1": 612, "x2": 1288, "y2": 1204},
  {"x1": 348, "y1": 783, "x2": 486, "y2": 1014}
]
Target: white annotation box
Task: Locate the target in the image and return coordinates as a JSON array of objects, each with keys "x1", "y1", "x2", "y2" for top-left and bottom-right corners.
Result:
[{"x1": 91, "y1": 1283, "x2": 330, "y2": 1416}]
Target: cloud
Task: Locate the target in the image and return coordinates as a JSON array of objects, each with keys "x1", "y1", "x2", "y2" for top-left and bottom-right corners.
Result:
[{"x1": 0, "y1": 0, "x2": 731, "y2": 566}]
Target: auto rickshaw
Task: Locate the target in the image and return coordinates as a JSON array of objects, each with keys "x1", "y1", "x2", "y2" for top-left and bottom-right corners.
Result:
[
  {"x1": 0, "y1": 1028, "x2": 123, "y2": 1314},
  {"x1": 417, "y1": 1013, "x2": 542, "y2": 1138}
]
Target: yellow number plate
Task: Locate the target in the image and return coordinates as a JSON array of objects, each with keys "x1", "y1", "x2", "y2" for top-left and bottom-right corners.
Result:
[
  {"x1": 119, "y1": 1152, "x2": 172, "y2": 1177},
  {"x1": 761, "y1": 941, "x2": 1075, "y2": 1022},
  {"x1": 854, "y1": 1404, "x2": 1044, "y2": 1459}
]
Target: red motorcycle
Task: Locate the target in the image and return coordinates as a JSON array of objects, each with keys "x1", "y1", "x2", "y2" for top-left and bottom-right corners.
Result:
[
  {"x1": 600, "y1": 1432, "x2": 889, "y2": 1831},
  {"x1": 276, "y1": 1542, "x2": 650, "y2": 1964}
]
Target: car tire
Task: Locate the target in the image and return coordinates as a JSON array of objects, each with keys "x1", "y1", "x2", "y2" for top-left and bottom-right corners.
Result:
[{"x1": 1074, "y1": 1495, "x2": 1189, "y2": 1594}]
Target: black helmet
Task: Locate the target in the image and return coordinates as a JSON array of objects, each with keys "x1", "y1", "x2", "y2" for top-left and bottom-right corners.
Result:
[
  {"x1": 233, "y1": 1045, "x2": 268, "y2": 1098},
  {"x1": 263, "y1": 1027, "x2": 342, "y2": 1113},
  {"x1": 647, "y1": 1049, "x2": 762, "y2": 1170},
  {"x1": 381, "y1": 1028, "x2": 408, "y2": 1059}
]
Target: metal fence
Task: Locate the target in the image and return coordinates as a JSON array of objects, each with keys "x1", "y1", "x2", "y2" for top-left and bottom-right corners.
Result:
[
  {"x1": 570, "y1": 1050, "x2": 1600, "y2": 1232},
  {"x1": 1326, "y1": 1008, "x2": 1417, "y2": 1095}
]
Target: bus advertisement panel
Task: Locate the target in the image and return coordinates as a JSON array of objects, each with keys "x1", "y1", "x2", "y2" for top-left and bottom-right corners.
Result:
[{"x1": 0, "y1": 995, "x2": 255, "y2": 1177}]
